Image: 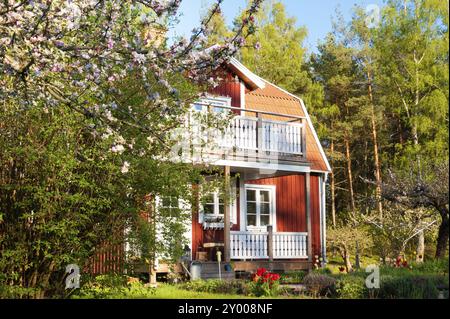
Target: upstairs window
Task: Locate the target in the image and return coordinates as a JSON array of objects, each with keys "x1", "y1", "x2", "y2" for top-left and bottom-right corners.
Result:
[{"x1": 192, "y1": 96, "x2": 231, "y2": 114}]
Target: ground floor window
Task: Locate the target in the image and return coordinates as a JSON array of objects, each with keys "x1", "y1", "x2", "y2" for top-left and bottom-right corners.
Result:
[{"x1": 244, "y1": 185, "x2": 275, "y2": 231}]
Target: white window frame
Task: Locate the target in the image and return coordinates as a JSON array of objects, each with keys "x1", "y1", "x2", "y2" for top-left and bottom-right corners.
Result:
[
  {"x1": 243, "y1": 184, "x2": 276, "y2": 232},
  {"x1": 155, "y1": 195, "x2": 192, "y2": 254},
  {"x1": 200, "y1": 191, "x2": 223, "y2": 217},
  {"x1": 198, "y1": 183, "x2": 237, "y2": 225},
  {"x1": 192, "y1": 96, "x2": 231, "y2": 113},
  {"x1": 159, "y1": 196, "x2": 181, "y2": 217}
]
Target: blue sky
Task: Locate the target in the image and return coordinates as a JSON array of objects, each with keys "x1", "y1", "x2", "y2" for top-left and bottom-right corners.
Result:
[{"x1": 172, "y1": 0, "x2": 385, "y2": 53}]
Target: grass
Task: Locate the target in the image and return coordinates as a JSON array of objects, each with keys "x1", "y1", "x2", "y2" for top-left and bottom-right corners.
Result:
[
  {"x1": 135, "y1": 284, "x2": 312, "y2": 299},
  {"x1": 74, "y1": 281, "x2": 312, "y2": 299},
  {"x1": 151, "y1": 283, "x2": 253, "y2": 299}
]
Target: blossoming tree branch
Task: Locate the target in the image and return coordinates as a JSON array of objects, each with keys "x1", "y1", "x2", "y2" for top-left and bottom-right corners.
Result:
[{"x1": 0, "y1": 0, "x2": 262, "y2": 139}]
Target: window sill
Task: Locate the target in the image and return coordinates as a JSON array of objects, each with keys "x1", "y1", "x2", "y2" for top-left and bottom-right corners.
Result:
[{"x1": 246, "y1": 226, "x2": 269, "y2": 232}]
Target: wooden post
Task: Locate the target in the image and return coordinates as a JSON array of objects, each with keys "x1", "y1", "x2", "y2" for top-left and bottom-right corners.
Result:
[
  {"x1": 267, "y1": 225, "x2": 274, "y2": 262},
  {"x1": 301, "y1": 119, "x2": 307, "y2": 159},
  {"x1": 305, "y1": 172, "x2": 313, "y2": 264},
  {"x1": 224, "y1": 166, "x2": 231, "y2": 263},
  {"x1": 257, "y1": 112, "x2": 263, "y2": 152}
]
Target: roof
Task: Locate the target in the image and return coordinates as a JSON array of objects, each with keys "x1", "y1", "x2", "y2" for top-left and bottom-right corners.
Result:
[{"x1": 244, "y1": 79, "x2": 331, "y2": 173}]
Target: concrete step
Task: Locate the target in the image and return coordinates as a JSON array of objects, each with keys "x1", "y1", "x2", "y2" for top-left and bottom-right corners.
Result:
[
  {"x1": 201, "y1": 272, "x2": 235, "y2": 280},
  {"x1": 195, "y1": 262, "x2": 231, "y2": 272}
]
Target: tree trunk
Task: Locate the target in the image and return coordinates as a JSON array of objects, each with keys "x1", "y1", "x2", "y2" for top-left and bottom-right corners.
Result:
[
  {"x1": 435, "y1": 210, "x2": 449, "y2": 259},
  {"x1": 416, "y1": 230, "x2": 425, "y2": 263},
  {"x1": 344, "y1": 137, "x2": 356, "y2": 215},
  {"x1": 330, "y1": 139, "x2": 336, "y2": 228},
  {"x1": 355, "y1": 240, "x2": 361, "y2": 269},
  {"x1": 367, "y1": 69, "x2": 383, "y2": 219},
  {"x1": 342, "y1": 248, "x2": 353, "y2": 273}
]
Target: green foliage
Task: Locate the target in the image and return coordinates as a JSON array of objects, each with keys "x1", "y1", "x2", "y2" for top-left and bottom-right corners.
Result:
[
  {"x1": 180, "y1": 279, "x2": 251, "y2": 296},
  {"x1": 0, "y1": 285, "x2": 43, "y2": 299},
  {"x1": 0, "y1": 103, "x2": 132, "y2": 298},
  {"x1": 312, "y1": 267, "x2": 333, "y2": 275},
  {"x1": 280, "y1": 271, "x2": 307, "y2": 284},
  {"x1": 334, "y1": 276, "x2": 368, "y2": 299},
  {"x1": 74, "y1": 275, "x2": 155, "y2": 299},
  {"x1": 378, "y1": 274, "x2": 448, "y2": 299}
]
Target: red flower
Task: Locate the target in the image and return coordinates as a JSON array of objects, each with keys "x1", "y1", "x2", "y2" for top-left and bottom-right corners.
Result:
[
  {"x1": 339, "y1": 266, "x2": 345, "y2": 272},
  {"x1": 256, "y1": 268, "x2": 267, "y2": 277},
  {"x1": 270, "y1": 273, "x2": 280, "y2": 281},
  {"x1": 402, "y1": 261, "x2": 408, "y2": 267}
]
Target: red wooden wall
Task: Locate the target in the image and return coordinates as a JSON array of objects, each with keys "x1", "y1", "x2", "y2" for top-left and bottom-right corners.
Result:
[
  {"x1": 246, "y1": 174, "x2": 321, "y2": 258},
  {"x1": 209, "y1": 67, "x2": 241, "y2": 114},
  {"x1": 192, "y1": 173, "x2": 323, "y2": 260}
]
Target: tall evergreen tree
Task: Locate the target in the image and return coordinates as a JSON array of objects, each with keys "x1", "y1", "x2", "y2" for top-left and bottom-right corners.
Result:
[{"x1": 375, "y1": 0, "x2": 449, "y2": 258}]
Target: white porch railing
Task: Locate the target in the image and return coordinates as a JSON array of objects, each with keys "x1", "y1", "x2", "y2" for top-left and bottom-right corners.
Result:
[{"x1": 230, "y1": 231, "x2": 308, "y2": 259}]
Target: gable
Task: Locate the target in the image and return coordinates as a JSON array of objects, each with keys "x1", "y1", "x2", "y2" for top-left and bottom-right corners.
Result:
[
  {"x1": 208, "y1": 60, "x2": 331, "y2": 173},
  {"x1": 245, "y1": 81, "x2": 331, "y2": 172}
]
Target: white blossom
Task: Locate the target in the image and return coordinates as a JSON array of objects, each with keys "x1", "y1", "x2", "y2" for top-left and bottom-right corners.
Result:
[
  {"x1": 121, "y1": 161, "x2": 130, "y2": 174},
  {"x1": 111, "y1": 144, "x2": 125, "y2": 154}
]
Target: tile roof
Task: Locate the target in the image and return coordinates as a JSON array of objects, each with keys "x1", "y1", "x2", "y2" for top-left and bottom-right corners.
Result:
[{"x1": 245, "y1": 81, "x2": 330, "y2": 172}]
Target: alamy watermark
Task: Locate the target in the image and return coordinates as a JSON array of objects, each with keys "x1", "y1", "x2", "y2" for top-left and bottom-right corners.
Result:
[
  {"x1": 65, "y1": 263, "x2": 80, "y2": 289},
  {"x1": 365, "y1": 264, "x2": 380, "y2": 289}
]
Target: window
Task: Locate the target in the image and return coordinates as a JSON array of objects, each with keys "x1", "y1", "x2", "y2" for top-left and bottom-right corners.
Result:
[
  {"x1": 192, "y1": 96, "x2": 231, "y2": 114},
  {"x1": 198, "y1": 182, "x2": 237, "y2": 225},
  {"x1": 201, "y1": 192, "x2": 224, "y2": 216},
  {"x1": 160, "y1": 196, "x2": 180, "y2": 217},
  {"x1": 245, "y1": 185, "x2": 275, "y2": 230}
]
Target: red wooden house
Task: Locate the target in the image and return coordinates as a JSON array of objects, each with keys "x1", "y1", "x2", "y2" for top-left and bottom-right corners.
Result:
[
  {"x1": 89, "y1": 58, "x2": 331, "y2": 278},
  {"x1": 176, "y1": 58, "x2": 331, "y2": 275}
]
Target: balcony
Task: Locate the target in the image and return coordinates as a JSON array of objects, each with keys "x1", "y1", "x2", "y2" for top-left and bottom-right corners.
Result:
[{"x1": 183, "y1": 102, "x2": 308, "y2": 164}]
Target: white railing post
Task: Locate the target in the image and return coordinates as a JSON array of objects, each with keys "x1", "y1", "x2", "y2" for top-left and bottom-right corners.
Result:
[{"x1": 268, "y1": 225, "x2": 274, "y2": 262}]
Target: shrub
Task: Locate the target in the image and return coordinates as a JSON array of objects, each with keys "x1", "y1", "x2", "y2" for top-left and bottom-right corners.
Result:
[
  {"x1": 280, "y1": 271, "x2": 307, "y2": 284},
  {"x1": 335, "y1": 276, "x2": 367, "y2": 299},
  {"x1": 73, "y1": 274, "x2": 155, "y2": 299},
  {"x1": 378, "y1": 275, "x2": 448, "y2": 299},
  {"x1": 412, "y1": 258, "x2": 449, "y2": 275},
  {"x1": 303, "y1": 273, "x2": 336, "y2": 297},
  {"x1": 0, "y1": 285, "x2": 43, "y2": 299}
]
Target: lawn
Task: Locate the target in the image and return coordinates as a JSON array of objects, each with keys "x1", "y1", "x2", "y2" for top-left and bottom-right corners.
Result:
[{"x1": 149, "y1": 284, "x2": 252, "y2": 299}]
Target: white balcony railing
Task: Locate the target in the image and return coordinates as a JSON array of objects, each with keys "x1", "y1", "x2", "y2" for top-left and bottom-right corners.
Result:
[
  {"x1": 186, "y1": 104, "x2": 307, "y2": 160},
  {"x1": 230, "y1": 231, "x2": 308, "y2": 259}
]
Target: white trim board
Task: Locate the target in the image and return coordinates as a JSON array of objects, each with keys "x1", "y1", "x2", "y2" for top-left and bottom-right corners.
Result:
[
  {"x1": 229, "y1": 57, "x2": 266, "y2": 90},
  {"x1": 213, "y1": 159, "x2": 311, "y2": 173}
]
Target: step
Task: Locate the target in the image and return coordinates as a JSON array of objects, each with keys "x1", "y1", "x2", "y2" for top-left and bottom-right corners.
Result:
[{"x1": 200, "y1": 273, "x2": 235, "y2": 280}]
